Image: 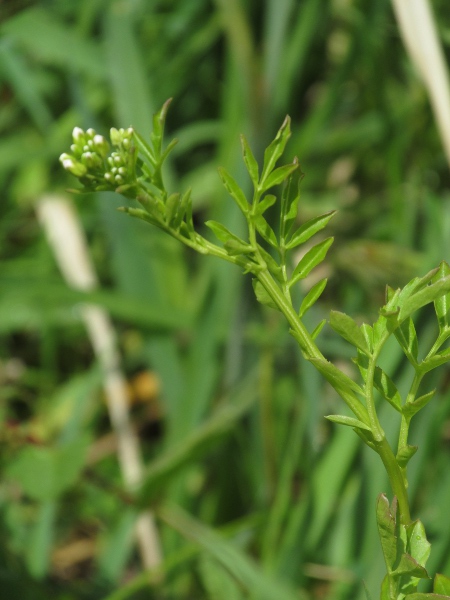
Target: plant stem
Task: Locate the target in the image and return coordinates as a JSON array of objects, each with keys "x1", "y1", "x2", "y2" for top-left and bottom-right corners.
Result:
[{"x1": 377, "y1": 437, "x2": 411, "y2": 525}]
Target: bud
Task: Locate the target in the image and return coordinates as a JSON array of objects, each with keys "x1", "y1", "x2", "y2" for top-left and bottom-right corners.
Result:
[{"x1": 59, "y1": 153, "x2": 87, "y2": 177}]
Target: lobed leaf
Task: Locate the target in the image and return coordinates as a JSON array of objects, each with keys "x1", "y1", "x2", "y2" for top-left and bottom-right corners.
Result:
[
  {"x1": 405, "y1": 595, "x2": 450, "y2": 599},
  {"x1": 394, "y1": 317, "x2": 419, "y2": 364},
  {"x1": 392, "y1": 554, "x2": 429, "y2": 579},
  {"x1": 329, "y1": 311, "x2": 370, "y2": 355},
  {"x1": 240, "y1": 134, "x2": 259, "y2": 185},
  {"x1": 286, "y1": 211, "x2": 336, "y2": 250},
  {"x1": 252, "y1": 279, "x2": 280, "y2": 311},
  {"x1": 374, "y1": 367, "x2": 402, "y2": 412},
  {"x1": 289, "y1": 237, "x2": 334, "y2": 287},
  {"x1": 261, "y1": 162, "x2": 299, "y2": 192},
  {"x1": 325, "y1": 414, "x2": 371, "y2": 431},
  {"x1": 257, "y1": 245, "x2": 283, "y2": 282},
  {"x1": 402, "y1": 390, "x2": 436, "y2": 419},
  {"x1": 398, "y1": 275, "x2": 450, "y2": 321},
  {"x1": 420, "y1": 347, "x2": 450, "y2": 373},
  {"x1": 376, "y1": 494, "x2": 399, "y2": 572},
  {"x1": 407, "y1": 520, "x2": 431, "y2": 570},
  {"x1": 308, "y1": 357, "x2": 369, "y2": 422},
  {"x1": 254, "y1": 215, "x2": 278, "y2": 249},
  {"x1": 298, "y1": 278, "x2": 327, "y2": 318},
  {"x1": 205, "y1": 220, "x2": 248, "y2": 246},
  {"x1": 261, "y1": 115, "x2": 291, "y2": 184},
  {"x1": 218, "y1": 167, "x2": 249, "y2": 214},
  {"x1": 396, "y1": 445, "x2": 418, "y2": 468},
  {"x1": 433, "y1": 263, "x2": 450, "y2": 331},
  {"x1": 255, "y1": 194, "x2": 276, "y2": 216},
  {"x1": 434, "y1": 574, "x2": 450, "y2": 595}
]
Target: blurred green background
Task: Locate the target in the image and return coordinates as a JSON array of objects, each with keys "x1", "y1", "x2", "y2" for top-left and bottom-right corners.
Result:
[{"x1": 2, "y1": 1, "x2": 450, "y2": 598}]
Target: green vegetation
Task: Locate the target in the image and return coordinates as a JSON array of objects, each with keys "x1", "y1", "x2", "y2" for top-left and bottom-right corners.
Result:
[{"x1": 2, "y1": 1, "x2": 450, "y2": 599}]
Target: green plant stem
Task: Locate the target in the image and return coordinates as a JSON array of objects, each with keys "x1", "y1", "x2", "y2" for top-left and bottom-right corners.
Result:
[
  {"x1": 376, "y1": 437, "x2": 411, "y2": 525},
  {"x1": 398, "y1": 370, "x2": 423, "y2": 452}
]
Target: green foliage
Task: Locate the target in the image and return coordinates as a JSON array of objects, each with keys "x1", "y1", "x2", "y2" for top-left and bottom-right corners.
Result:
[
  {"x1": 60, "y1": 97, "x2": 450, "y2": 599},
  {"x1": 4, "y1": 2, "x2": 450, "y2": 599}
]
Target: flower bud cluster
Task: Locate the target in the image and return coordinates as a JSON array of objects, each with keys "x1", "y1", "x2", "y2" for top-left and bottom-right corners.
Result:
[{"x1": 59, "y1": 126, "x2": 138, "y2": 194}]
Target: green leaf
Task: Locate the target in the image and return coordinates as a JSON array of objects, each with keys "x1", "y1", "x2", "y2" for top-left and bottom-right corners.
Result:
[
  {"x1": 402, "y1": 390, "x2": 436, "y2": 419},
  {"x1": 392, "y1": 553, "x2": 428, "y2": 578},
  {"x1": 286, "y1": 211, "x2": 336, "y2": 250},
  {"x1": 6, "y1": 436, "x2": 90, "y2": 501},
  {"x1": 311, "y1": 319, "x2": 327, "y2": 340},
  {"x1": 374, "y1": 367, "x2": 402, "y2": 412},
  {"x1": 420, "y1": 347, "x2": 450, "y2": 373},
  {"x1": 329, "y1": 311, "x2": 370, "y2": 355},
  {"x1": 363, "y1": 581, "x2": 374, "y2": 600},
  {"x1": 218, "y1": 167, "x2": 249, "y2": 214},
  {"x1": 261, "y1": 115, "x2": 291, "y2": 184},
  {"x1": 394, "y1": 317, "x2": 419, "y2": 364},
  {"x1": 205, "y1": 220, "x2": 248, "y2": 246},
  {"x1": 396, "y1": 445, "x2": 418, "y2": 468},
  {"x1": 298, "y1": 278, "x2": 327, "y2": 318},
  {"x1": 308, "y1": 357, "x2": 368, "y2": 422},
  {"x1": 240, "y1": 134, "x2": 259, "y2": 185},
  {"x1": 252, "y1": 279, "x2": 280, "y2": 311},
  {"x1": 289, "y1": 237, "x2": 334, "y2": 287},
  {"x1": 257, "y1": 245, "x2": 283, "y2": 281},
  {"x1": 434, "y1": 574, "x2": 450, "y2": 595},
  {"x1": 398, "y1": 275, "x2": 450, "y2": 321},
  {"x1": 376, "y1": 494, "x2": 399, "y2": 572},
  {"x1": 224, "y1": 240, "x2": 254, "y2": 256},
  {"x1": 405, "y1": 594, "x2": 450, "y2": 599},
  {"x1": 380, "y1": 575, "x2": 391, "y2": 600},
  {"x1": 361, "y1": 324, "x2": 374, "y2": 353},
  {"x1": 254, "y1": 215, "x2": 278, "y2": 249},
  {"x1": 255, "y1": 194, "x2": 277, "y2": 216},
  {"x1": 407, "y1": 520, "x2": 431, "y2": 570},
  {"x1": 325, "y1": 414, "x2": 371, "y2": 431},
  {"x1": 261, "y1": 162, "x2": 299, "y2": 192}
]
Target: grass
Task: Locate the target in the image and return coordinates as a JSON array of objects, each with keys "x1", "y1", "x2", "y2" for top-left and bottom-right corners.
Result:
[{"x1": 1, "y1": 1, "x2": 450, "y2": 598}]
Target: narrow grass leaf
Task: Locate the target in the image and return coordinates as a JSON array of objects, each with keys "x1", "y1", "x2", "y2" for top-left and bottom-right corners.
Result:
[
  {"x1": 286, "y1": 211, "x2": 336, "y2": 250},
  {"x1": 159, "y1": 505, "x2": 302, "y2": 600},
  {"x1": 218, "y1": 167, "x2": 249, "y2": 213},
  {"x1": 289, "y1": 237, "x2": 334, "y2": 287},
  {"x1": 325, "y1": 414, "x2": 371, "y2": 431},
  {"x1": 138, "y1": 386, "x2": 257, "y2": 503},
  {"x1": 329, "y1": 310, "x2": 370, "y2": 355},
  {"x1": 298, "y1": 278, "x2": 327, "y2": 317}
]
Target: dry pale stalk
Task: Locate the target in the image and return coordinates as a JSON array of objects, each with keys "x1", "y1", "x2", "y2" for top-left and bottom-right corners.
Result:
[
  {"x1": 391, "y1": 0, "x2": 450, "y2": 168},
  {"x1": 37, "y1": 195, "x2": 162, "y2": 571}
]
